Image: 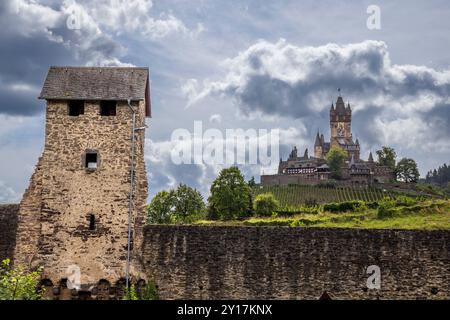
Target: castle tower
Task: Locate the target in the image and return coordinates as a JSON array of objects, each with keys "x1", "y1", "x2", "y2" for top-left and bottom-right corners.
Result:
[
  {"x1": 13, "y1": 67, "x2": 151, "y2": 298},
  {"x1": 330, "y1": 92, "x2": 352, "y2": 148},
  {"x1": 314, "y1": 131, "x2": 323, "y2": 159}
]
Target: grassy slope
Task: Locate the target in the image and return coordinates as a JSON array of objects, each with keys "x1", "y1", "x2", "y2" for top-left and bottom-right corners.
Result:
[{"x1": 195, "y1": 200, "x2": 450, "y2": 230}]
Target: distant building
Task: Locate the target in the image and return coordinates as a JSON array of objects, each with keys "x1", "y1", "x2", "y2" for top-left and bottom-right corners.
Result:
[{"x1": 261, "y1": 93, "x2": 395, "y2": 186}]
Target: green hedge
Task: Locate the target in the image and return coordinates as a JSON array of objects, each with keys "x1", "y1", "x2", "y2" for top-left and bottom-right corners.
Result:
[{"x1": 323, "y1": 200, "x2": 366, "y2": 213}]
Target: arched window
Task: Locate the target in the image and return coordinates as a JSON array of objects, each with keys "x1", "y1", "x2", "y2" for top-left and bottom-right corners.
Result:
[
  {"x1": 97, "y1": 279, "x2": 111, "y2": 300},
  {"x1": 319, "y1": 291, "x2": 332, "y2": 300}
]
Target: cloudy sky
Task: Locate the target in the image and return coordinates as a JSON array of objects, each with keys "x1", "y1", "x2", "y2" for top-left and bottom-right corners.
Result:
[{"x1": 1, "y1": 0, "x2": 450, "y2": 203}]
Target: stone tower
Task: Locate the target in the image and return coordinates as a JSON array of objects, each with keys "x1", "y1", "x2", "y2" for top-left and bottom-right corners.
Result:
[
  {"x1": 13, "y1": 67, "x2": 151, "y2": 298},
  {"x1": 330, "y1": 95, "x2": 352, "y2": 147},
  {"x1": 329, "y1": 93, "x2": 360, "y2": 160}
]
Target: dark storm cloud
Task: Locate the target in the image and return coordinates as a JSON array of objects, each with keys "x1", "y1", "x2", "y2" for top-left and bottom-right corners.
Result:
[
  {"x1": 421, "y1": 103, "x2": 450, "y2": 137},
  {"x1": 0, "y1": 0, "x2": 131, "y2": 116},
  {"x1": 0, "y1": 33, "x2": 74, "y2": 115},
  {"x1": 352, "y1": 106, "x2": 384, "y2": 146}
]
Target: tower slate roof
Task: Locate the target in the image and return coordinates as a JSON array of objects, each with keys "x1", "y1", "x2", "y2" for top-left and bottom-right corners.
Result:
[
  {"x1": 39, "y1": 66, "x2": 151, "y2": 117},
  {"x1": 335, "y1": 96, "x2": 347, "y2": 115}
]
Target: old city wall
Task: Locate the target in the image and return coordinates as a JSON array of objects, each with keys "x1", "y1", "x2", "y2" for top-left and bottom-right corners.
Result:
[{"x1": 142, "y1": 226, "x2": 450, "y2": 300}]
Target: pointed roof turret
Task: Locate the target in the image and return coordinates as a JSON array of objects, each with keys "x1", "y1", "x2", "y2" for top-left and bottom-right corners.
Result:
[
  {"x1": 349, "y1": 154, "x2": 355, "y2": 167},
  {"x1": 320, "y1": 134, "x2": 324, "y2": 143},
  {"x1": 304, "y1": 148, "x2": 309, "y2": 159},
  {"x1": 335, "y1": 96, "x2": 346, "y2": 115},
  {"x1": 356, "y1": 138, "x2": 360, "y2": 145},
  {"x1": 368, "y1": 152, "x2": 374, "y2": 162},
  {"x1": 289, "y1": 146, "x2": 298, "y2": 159},
  {"x1": 314, "y1": 131, "x2": 321, "y2": 146},
  {"x1": 330, "y1": 102, "x2": 335, "y2": 112},
  {"x1": 346, "y1": 102, "x2": 352, "y2": 113}
]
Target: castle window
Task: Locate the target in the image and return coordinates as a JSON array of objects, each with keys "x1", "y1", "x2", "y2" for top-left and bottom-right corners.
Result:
[
  {"x1": 100, "y1": 101, "x2": 117, "y2": 116},
  {"x1": 68, "y1": 100, "x2": 84, "y2": 116},
  {"x1": 89, "y1": 214, "x2": 96, "y2": 230},
  {"x1": 85, "y1": 152, "x2": 98, "y2": 169}
]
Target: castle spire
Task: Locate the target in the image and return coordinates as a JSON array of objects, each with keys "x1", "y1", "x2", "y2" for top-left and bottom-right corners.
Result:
[
  {"x1": 304, "y1": 148, "x2": 309, "y2": 159},
  {"x1": 350, "y1": 154, "x2": 355, "y2": 166},
  {"x1": 368, "y1": 152, "x2": 374, "y2": 162},
  {"x1": 314, "y1": 131, "x2": 321, "y2": 146},
  {"x1": 335, "y1": 95, "x2": 346, "y2": 115}
]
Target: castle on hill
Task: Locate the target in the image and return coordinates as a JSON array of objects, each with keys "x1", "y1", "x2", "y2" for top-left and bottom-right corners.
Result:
[{"x1": 261, "y1": 93, "x2": 395, "y2": 186}]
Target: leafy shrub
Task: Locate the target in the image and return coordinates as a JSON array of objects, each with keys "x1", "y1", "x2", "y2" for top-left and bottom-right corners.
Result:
[
  {"x1": 123, "y1": 280, "x2": 159, "y2": 300},
  {"x1": 274, "y1": 204, "x2": 320, "y2": 216},
  {"x1": 254, "y1": 193, "x2": 279, "y2": 217},
  {"x1": 123, "y1": 284, "x2": 139, "y2": 300},
  {"x1": 0, "y1": 259, "x2": 43, "y2": 300},
  {"x1": 367, "y1": 201, "x2": 379, "y2": 209},
  {"x1": 140, "y1": 280, "x2": 159, "y2": 300},
  {"x1": 323, "y1": 200, "x2": 366, "y2": 213},
  {"x1": 395, "y1": 196, "x2": 417, "y2": 207},
  {"x1": 377, "y1": 198, "x2": 397, "y2": 219}
]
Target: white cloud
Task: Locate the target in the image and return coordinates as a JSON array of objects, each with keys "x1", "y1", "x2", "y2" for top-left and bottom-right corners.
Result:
[
  {"x1": 185, "y1": 39, "x2": 450, "y2": 154},
  {"x1": 69, "y1": 0, "x2": 191, "y2": 39},
  {"x1": 2, "y1": 0, "x2": 192, "y2": 66},
  {"x1": 0, "y1": 180, "x2": 20, "y2": 203}
]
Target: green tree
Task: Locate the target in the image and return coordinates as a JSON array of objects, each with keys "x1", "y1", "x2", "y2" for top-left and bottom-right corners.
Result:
[
  {"x1": 0, "y1": 259, "x2": 43, "y2": 300},
  {"x1": 207, "y1": 167, "x2": 252, "y2": 220},
  {"x1": 325, "y1": 146, "x2": 347, "y2": 179},
  {"x1": 376, "y1": 146, "x2": 397, "y2": 169},
  {"x1": 396, "y1": 158, "x2": 420, "y2": 183},
  {"x1": 147, "y1": 190, "x2": 175, "y2": 224},
  {"x1": 172, "y1": 184, "x2": 206, "y2": 223},
  {"x1": 254, "y1": 193, "x2": 279, "y2": 217}
]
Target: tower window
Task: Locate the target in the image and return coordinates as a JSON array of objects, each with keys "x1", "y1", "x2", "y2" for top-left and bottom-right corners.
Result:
[
  {"x1": 68, "y1": 100, "x2": 84, "y2": 116},
  {"x1": 85, "y1": 152, "x2": 98, "y2": 169},
  {"x1": 89, "y1": 214, "x2": 96, "y2": 230},
  {"x1": 100, "y1": 101, "x2": 117, "y2": 116}
]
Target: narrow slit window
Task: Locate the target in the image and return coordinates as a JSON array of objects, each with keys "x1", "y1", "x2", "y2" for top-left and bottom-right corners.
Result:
[
  {"x1": 68, "y1": 100, "x2": 84, "y2": 116},
  {"x1": 89, "y1": 214, "x2": 96, "y2": 230},
  {"x1": 100, "y1": 101, "x2": 117, "y2": 116},
  {"x1": 85, "y1": 152, "x2": 98, "y2": 169}
]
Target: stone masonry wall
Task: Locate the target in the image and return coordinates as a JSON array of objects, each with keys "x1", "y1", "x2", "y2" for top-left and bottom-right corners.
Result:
[
  {"x1": 0, "y1": 204, "x2": 19, "y2": 262},
  {"x1": 142, "y1": 226, "x2": 450, "y2": 300},
  {"x1": 14, "y1": 100, "x2": 148, "y2": 287}
]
